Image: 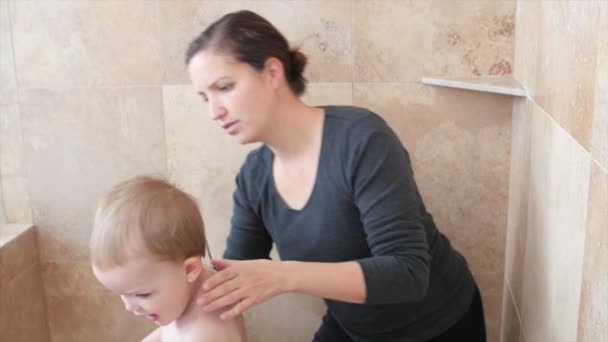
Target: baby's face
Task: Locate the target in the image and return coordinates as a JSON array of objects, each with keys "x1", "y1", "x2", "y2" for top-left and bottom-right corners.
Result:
[{"x1": 92, "y1": 257, "x2": 194, "y2": 326}]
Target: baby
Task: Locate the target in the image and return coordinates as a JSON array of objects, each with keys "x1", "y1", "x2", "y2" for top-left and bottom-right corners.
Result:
[{"x1": 90, "y1": 175, "x2": 247, "y2": 342}]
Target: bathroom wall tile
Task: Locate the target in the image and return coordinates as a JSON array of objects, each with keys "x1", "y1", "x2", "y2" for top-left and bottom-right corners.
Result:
[
  {"x1": 159, "y1": 0, "x2": 297, "y2": 84},
  {"x1": 1, "y1": 89, "x2": 25, "y2": 177},
  {"x1": 0, "y1": 264, "x2": 49, "y2": 342},
  {"x1": 245, "y1": 293, "x2": 325, "y2": 342},
  {"x1": 500, "y1": 283, "x2": 521, "y2": 342},
  {"x1": 428, "y1": 0, "x2": 515, "y2": 77},
  {"x1": 303, "y1": 83, "x2": 352, "y2": 107},
  {"x1": 512, "y1": 0, "x2": 540, "y2": 96},
  {"x1": 0, "y1": 176, "x2": 31, "y2": 223},
  {"x1": 577, "y1": 162, "x2": 608, "y2": 342},
  {"x1": 353, "y1": 84, "x2": 511, "y2": 276},
  {"x1": 474, "y1": 270, "x2": 503, "y2": 342},
  {"x1": 591, "y1": 2, "x2": 608, "y2": 170},
  {"x1": 10, "y1": 0, "x2": 162, "y2": 87},
  {"x1": 18, "y1": 87, "x2": 167, "y2": 262},
  {"x1": 533, "y1": 0, "x2": 600, "y2": 149},
  {"x1": 353, "y1": 0, "x2": 431, "y2": 82},
  {"x1": 504, "y1": 98, "x2": 533, "y2": 307},
  {"x1": 520, "y1": 105, "x2": 590, "y2": 342},
  {"x1": 0, "y1": 1, "x2": 16, "y2": 89},
  {"x1": 294, "y1": 0, "x2": 352, "y2": 82},
  {"x1": 0, "y1": 225, "x2": 36, "y2": 285},
  {"x1": 42, "y1": 261, "x2": 154, "y2": 342}
]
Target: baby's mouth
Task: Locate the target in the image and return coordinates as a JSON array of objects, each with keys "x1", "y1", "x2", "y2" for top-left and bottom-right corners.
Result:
[{"x1": 146, "y1": 313, "x2": 159, "y2": 321}]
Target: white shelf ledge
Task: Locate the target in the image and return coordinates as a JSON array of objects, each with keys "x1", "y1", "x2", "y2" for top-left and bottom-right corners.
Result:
[{"x1": 421, "y1": 75, "x2": 527, "y2": 97}]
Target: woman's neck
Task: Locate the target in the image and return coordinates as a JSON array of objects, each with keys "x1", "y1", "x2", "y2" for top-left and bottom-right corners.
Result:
[{"x1": 264, "y1": 96, "x2": 325, "y2": 162}]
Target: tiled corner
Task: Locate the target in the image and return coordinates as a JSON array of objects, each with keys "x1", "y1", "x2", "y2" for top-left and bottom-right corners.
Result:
[
  {"x1": 42, "y1": 262, "x2": 154, "y2": 342},
  {"x1": 353, "y1": 83, "x2": 511, "y2": 276},
  {"x1": 474, "y1": 271, "x2": 504, "y2": 342},
  {"x1": 0, "y1": 264, "x2": 49, "y2": 342},
  {"x1": 18, "y1": 87, "x2": 167, "y2": 262},
  {"x1": 0, "y1": 0, "x2": 17, "y2": 89},
  {"x1": 0, "y1": 224, "x2": 36, "y2": 285},
  {"x1": 500, "y1": 282, "x2": 521, "y2": 342},
  {"x1": 504, "y1": 98, "x2": 533, "y2": 307},
  {"x1": 294, "y1": 0, "x2": 352, "y2": 82},
  {"x1": 533, "y1": 1, "x2": 601, "y2": 150},
  {"x1": 428, "y1": 1, "x2": 515, "y2": 77},
  {"x1": 591, "y1": 2, "x2": 608, "y2": 170},
  {"x1": 353, "y1": 0, "x2": 431, "y2": 82},
  {"x1": 10, "y1": 0, "x2": 162, "y2": 87},
  {"x1": 159, "y1": 0, "x2": 298, "y2": 84},
  {"x1": 512, "y1": 0, "x2": 540, "y2": 97},
  {"x1": 520, "y1": 104, "x2": 591, "y2": 342},
  {"x1": 577, "y1": 162, "x2": 608, "y2": 342}
]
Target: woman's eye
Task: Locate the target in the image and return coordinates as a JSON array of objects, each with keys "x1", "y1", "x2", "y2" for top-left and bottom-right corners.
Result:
[
  {"x1": 219, "y1": 84, "x2": 234, "y2": 92},
  {"x1": 135, "y1": 293, "x2": 151, "y2": 299}
]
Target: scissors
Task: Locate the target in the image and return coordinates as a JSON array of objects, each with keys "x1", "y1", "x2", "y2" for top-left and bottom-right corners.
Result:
[{"x1": 204, "y1": 237, "x2": 219, "y2": 271}]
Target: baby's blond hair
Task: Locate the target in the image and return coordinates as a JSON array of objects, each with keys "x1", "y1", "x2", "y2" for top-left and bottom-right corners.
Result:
[{"x1": 90, "y1": 175, "x2": 206, "y2": 269}]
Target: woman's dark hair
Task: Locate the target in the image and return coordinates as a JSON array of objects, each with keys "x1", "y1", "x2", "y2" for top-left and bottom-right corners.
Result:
[{"x1": 186, "y1": 10, "x2": 307, "y2": 96}]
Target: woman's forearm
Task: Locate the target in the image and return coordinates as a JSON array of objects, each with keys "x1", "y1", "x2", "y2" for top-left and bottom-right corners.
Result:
[{"x1": 281, "y1": 261, "x2": 366, "y2": 304}]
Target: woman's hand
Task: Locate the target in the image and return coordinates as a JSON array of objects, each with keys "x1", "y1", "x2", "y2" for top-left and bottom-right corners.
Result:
[{"x1": 198, "y1": 259, "x2": 290, "y2": 320}]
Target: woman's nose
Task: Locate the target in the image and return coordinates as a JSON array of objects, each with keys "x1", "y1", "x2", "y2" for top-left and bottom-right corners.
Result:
[{"x1": 208, "y1": 98, "x2": 227, "y2": 120}]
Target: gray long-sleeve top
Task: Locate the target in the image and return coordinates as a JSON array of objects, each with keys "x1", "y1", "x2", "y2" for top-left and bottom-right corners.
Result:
[{"x1": 224, "y1": 106, "x2": 475, "y2": 341}]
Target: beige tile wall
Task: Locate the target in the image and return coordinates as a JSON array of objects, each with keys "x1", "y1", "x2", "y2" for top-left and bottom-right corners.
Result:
[
  {"x1": 0, "y1": 225, "x2": 49, "y2": 342},
  {"x1": 1, "y1": 0, "x2": 516, "y2": 341},
  {"x1": 503, "y1": 1, "x2": 608, "y2": 341}
]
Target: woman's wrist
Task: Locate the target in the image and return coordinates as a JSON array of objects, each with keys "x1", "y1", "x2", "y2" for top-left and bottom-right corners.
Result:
[{"x1": 279, "y1": 260, "x2": 299, "y2": 294}]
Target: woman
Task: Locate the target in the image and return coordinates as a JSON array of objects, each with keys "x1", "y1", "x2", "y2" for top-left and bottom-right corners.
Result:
[{"x1": 185, "y1": 10, "x2": 486, "y2": 342}]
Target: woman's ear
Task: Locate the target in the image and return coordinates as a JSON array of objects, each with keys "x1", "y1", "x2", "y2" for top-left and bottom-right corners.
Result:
[
  {"x1": 263, "y1": 57, "x2": 285, "y2": 89},
  {"x1": 183, "y1": 257, "x2": 203, "y2": 283}
]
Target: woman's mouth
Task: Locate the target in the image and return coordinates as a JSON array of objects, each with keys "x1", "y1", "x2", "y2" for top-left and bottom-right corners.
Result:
[{"x1": 222, "y1": 121, "x2": 239, "y2": 135}]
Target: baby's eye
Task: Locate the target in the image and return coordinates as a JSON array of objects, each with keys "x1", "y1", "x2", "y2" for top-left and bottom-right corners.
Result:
[{"x1": 135, "y1": 293, "x2": 152, "y2": 299}]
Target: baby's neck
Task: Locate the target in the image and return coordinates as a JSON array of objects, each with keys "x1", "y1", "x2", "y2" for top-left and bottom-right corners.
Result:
[{"x1": 171, "y1": 265, "x2": 213, "y2": 329}]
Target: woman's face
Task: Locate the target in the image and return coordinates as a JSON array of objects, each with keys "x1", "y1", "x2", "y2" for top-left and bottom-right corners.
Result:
[{"x1": 187, "y1": 50, "x2": 278, "y2": 144}]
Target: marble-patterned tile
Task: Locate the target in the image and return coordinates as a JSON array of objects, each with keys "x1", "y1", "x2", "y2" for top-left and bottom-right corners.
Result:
[
  {"x1": 245, "y1": 293, "x2": 325, "y2": 342},
  {"x1": 294, "y1": 0, "x2": 352, "y2": 82},
  {"x1": 18, "y1": 87, "x2": 167, "y2": 262},
  {"x1": 0, "y1": 0, "x2": 16, "y2": 89},
  {"x1": 591, "y1": 2, "x2": 608, "y2": 170},
  {"x1": 512, "y1": 0, "x2": 540, "y2": 97},
  {"x1": 0, "y1": 264, "x2": 49, "y2": 342},
  {"x1": 353, "y1": 0, "x2": 431, "y2": 82},
  {"x1": 504, "y1": 98, "x2": 533, "y2": 307},
  {"x1": 474, "y1": 270, "x2": 503, "y2": 342},
  {"x1": 500, "y1": 283, "x2": 521, "y2": 342},
  {"x1": 303, "y1": 83, "x2": 352, "y2": 107},
  {"x1": 10, "y1": 0, "x2": 162, "y2": 87},
  {"x1": 354, "y1": 83, "x2": 511, "y2": 276},
  {"x1": 577, "y1": 162, "x2": 608, "y2": 342},
  {"x1": 42, "y1": 261, "x2": 154, "y2": 342},
  {"x1": 533, "y1": 0, "x2": 601, "y2": 149},
  {"x1": 428, "y1": 0, "x2": 515, "y2": 77},
  {"x1": 1, "y1": 89, "x2": 25, "y2": 177},
  {"x1": 0, "y1": 175, "x2": 31, "y2": 223},
  {"x1": 520, "y1": 104, "x2": 591, "y2": 342},
  {"x1": 159, "y1": 0, "x2": 297, "y2": 84},
  {"x1": 0, "y1": 225, "x2": 36, "y2": 285}
]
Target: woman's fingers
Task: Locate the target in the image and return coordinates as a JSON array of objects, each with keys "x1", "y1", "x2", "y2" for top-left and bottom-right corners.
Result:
[
  {"x1": 202, "y1": 265, "x2": 237, "y2": 291},
  {"x1": 202, "y1": 288, "x2": 244, "y2": 312},
  {"x1": 198, "y1": 277, "x2": 241, "y2": 307},
  {"x1": 220, "y1": 297, "x2": 254, "y2": 320}
]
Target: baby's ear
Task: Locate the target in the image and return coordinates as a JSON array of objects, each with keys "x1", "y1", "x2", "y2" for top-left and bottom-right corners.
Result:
[{"x1": 183, "y1": 257, "x2": 203, "y2": 283}]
